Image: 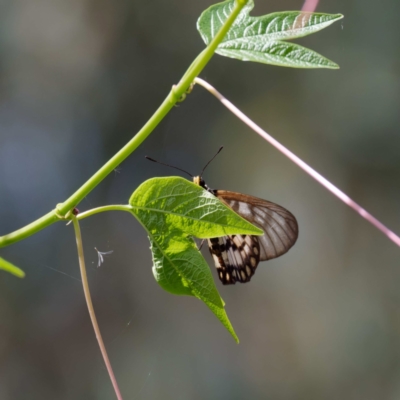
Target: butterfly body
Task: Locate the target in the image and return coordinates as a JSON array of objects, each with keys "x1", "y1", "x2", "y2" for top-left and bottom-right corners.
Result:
[{"x1": 193, "y1": 176, "x2": 299, "y2": 285}]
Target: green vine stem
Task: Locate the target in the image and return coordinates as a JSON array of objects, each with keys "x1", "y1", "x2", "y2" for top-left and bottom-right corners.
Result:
[
  {"x1": 72, "y1": 215, "x2": 124, "y2": 400},
  {"x1": 0, "y1": 0, "x2": 249, "y2": 249}
]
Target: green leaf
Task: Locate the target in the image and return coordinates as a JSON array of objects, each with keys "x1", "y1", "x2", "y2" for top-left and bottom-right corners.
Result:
[
  {"x1": 129, "y1": 177, "x2": 263, "y2": 238},
  {"x1": 197, "y1": 0, "x2": 343, "y2": 69},
  {"x1": 0, "y1": 257, "x2": 25, "y2": 278},
  {"x1": 217, "y1": 40, "x2": 340, "y2": 69},
  {"x1": 129, "y1": 177, "x2": 262, "y2": 342},
  {"x1": 150, "y1": 234, "x2": 239, "y2": 342}
]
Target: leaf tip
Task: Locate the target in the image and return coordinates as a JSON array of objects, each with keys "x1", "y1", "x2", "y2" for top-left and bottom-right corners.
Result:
[
  {"x1": 328, "y1": 62, "x2": 340, "y2": 70},
  {"x1": 254, "y1": 226, "x2": 264, "y2": 235}
]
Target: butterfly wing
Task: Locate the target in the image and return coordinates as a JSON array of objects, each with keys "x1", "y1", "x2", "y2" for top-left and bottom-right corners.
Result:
[
  {"x1": 208, "y1": 235, "x2": 261, "y2": 285},
  {"x1": 207, "y1": 190, "x2": 298, "y2": 285},
  {"x1": 216, "y1": 190, "x2": 298, "y2": 261}
]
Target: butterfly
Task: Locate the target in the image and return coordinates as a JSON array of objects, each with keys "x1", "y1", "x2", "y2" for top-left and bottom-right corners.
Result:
[
  {"x1": 146, "y1": 147, "x2": 298, "y2": 285},
  {"x1": 193, "y1": 175, "x2": 298, "y2": 285}
]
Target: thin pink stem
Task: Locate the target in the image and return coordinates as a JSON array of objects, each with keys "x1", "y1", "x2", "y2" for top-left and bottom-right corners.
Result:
[
  {"x1": 72, "y1": 217, "x2": 124, "y2": 400},
  {"x1": 302, "y1": 0, "x2": 319, "y2": 12},
  {"x1": 194, "y1": 77, "x2": 400, "y2": 248}
]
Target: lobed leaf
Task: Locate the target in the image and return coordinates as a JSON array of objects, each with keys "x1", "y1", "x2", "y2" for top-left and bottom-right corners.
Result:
[{"x1": 197, "y1": 0, "x2": 343, "y2": 69}]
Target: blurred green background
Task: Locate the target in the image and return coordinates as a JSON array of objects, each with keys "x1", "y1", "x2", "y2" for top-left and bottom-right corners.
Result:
[{"x1": 1, "y1": 0, "x2": 400, "y2": 399}]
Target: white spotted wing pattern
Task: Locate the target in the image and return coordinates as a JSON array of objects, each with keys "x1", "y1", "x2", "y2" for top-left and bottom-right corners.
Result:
[{"x1": 194, "y1": 177, "x2": 299, "y2": 285}]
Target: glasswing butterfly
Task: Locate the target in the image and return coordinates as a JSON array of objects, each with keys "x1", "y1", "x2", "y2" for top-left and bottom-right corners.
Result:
[{"x1": 146, "y1": 147, "x2": 298, "y2": 285}]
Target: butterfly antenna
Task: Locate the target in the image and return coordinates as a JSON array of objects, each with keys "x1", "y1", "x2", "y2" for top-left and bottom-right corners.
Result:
[
  {"x1": 145, "y1": 156, "x2": 193, "y2": 178},
  {"x1": 200, "y1": 146, "x2": 223, "y2": 177}
]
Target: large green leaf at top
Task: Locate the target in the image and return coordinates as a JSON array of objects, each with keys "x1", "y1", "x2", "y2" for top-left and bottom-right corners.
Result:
[
  {"x1": 197, "y1": 0, "x2": 343, "y2": 69},
  {"x1": 129, "y1": 177, "x2": 263, "y2": 342}
]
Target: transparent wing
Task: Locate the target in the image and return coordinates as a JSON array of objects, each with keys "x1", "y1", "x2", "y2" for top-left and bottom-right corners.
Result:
[
  {"x1": 215, "y1": 190, "x2": 298, "y2": 261},
  {"x1": 208, "y1": 235, "x2": 260, "y2": 285}
]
